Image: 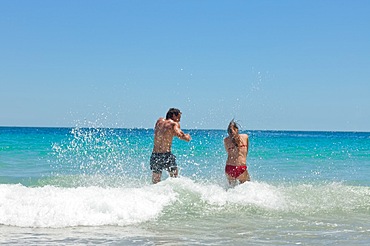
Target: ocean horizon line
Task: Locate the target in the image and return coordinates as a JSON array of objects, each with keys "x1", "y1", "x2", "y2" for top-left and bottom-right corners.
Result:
[{"x1": 0, "y1": 125, "x2": 369, "y2": 134}]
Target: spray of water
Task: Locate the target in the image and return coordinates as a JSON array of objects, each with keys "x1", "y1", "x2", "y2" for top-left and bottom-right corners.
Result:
[{"x1": 51, "y1": 127, "x2": 152, "y2": 187}]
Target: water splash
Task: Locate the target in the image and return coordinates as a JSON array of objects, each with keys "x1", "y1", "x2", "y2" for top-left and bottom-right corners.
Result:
[{"x1": 50, "y1": 127, "x2": 151, "y2": 187}]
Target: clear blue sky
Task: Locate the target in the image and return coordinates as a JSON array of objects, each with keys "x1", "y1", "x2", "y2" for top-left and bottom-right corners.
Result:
[{"x1": 1, "y1": 0, "x2": 369, "y2": 131}]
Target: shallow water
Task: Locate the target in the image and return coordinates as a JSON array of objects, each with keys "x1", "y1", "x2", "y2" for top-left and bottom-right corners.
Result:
[{"x1": 1, "y1": 127, "x2": 369, "y2": 245}]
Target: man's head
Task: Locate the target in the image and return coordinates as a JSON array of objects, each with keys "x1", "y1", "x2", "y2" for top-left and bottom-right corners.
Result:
[{"x1": 166, "y1": 108, "x2": 182, "y2": 121}]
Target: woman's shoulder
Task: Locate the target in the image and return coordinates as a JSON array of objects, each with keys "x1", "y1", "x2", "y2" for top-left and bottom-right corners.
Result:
[
  {"x1": 240, "y1": 134, "x2": 249, "y2": 141},
  {"x1": 224, "y1": 136, "x2": 231, "y2": 143}
]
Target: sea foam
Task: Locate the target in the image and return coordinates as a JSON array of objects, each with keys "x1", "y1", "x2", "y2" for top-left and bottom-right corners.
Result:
[
  {"x1": 1, "y1": 178, "x2": 369, "y2": 228},
  {"x1": 0, "y1": 183, "x2": 177, "y2": 228}
]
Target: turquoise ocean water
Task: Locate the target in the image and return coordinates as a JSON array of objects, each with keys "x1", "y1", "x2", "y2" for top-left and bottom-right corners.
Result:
[{"x1": 1, "y1": 127, "x2": 369, "y2": 245}]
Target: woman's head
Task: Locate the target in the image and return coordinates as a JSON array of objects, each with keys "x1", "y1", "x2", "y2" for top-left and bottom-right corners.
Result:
[
  {"x1": 228, "y1": 120, "x2": 242, "y2": 147},
  {"x1": 228, "y1": 120, "x2": 239, "y2": 136}
]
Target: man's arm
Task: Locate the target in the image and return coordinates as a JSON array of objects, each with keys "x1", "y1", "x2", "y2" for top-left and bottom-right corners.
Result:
[{"x1": 174, "y1": 123, "x2": 191, "y2": 142}]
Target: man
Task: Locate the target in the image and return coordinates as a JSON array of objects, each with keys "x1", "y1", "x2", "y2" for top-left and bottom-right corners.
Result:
[{"x1": 150, "y1": 108, "x2": 191, "y2": 184}]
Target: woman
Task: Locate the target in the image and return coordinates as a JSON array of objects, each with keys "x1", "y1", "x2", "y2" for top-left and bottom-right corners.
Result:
[{"x1": 224, "y1": 120, "x2": 251, "y2": 185}]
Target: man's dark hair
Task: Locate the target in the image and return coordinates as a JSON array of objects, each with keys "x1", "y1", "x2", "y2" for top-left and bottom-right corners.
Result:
[{"x1": 166, "y1": 108, "x2": 182, "y2": 120}]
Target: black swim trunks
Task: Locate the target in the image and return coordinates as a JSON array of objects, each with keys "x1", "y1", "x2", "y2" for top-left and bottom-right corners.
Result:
[{"x1": 150, "y1": 152, "x2": 177, "y2": 173}]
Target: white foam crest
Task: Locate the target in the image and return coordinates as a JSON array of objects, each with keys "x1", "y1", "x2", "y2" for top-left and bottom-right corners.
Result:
[
  {"x1": 221, "y1": 182, "x2": 287, "y2": 209},
  {"x1": 160, "y1": 177, "x2": 287, "y2": 210},
  {"x1": 159, "y1": 178, "x2": 370, "y2": 215},
  {"x1": 0, "y1": 184, "x2": 177, "y2": 228},
  {"x1": 282, "y1": 182, "x2": 370, "y2": 214}
]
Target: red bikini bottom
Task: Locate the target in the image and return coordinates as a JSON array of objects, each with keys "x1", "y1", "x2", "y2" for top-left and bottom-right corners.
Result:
[{"x1": 225, "y1": 165, "x2": 247, "y2": 178}]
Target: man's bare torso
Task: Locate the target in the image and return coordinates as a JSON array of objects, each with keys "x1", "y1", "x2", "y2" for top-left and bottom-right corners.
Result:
[{"x1": 152, "y1": 118, "x2": 177, "y2": 153}]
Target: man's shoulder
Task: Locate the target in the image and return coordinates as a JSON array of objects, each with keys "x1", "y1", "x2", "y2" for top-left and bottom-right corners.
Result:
[
  {"x1": 162, "y1": 118, "x2": 177, "y2": 126},
  {"x1": 156, "y1": 118, "x2": 166, "y2": 124},
  {"x1": 157, "y1": 118, "x2": 177, "y2": 129}
]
